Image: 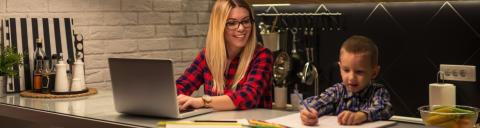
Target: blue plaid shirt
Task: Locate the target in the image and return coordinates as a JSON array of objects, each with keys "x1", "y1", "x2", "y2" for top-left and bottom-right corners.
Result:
[{"x1": 304, "y1": 83, "x2": 393, "y2": 121}]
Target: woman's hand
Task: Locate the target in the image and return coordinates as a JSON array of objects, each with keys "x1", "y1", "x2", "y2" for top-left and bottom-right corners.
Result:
[
  {"x1": 337, "y1": 110, "x2": 367, "y2": 125},
  {"x1": 176, "y1": 94, "x2": 204, "y2": 110},
  {"x1": 300, "y1": 107, "x2": 318, "y2": 126}
]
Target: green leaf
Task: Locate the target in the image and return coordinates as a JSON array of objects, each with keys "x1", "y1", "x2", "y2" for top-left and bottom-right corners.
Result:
[{"x1": 0, "y1": 46, "x2": 24, "y2": 77}]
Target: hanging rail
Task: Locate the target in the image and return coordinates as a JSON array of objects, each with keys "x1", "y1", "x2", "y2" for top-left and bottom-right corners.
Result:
[{"x1": 256, "y1": 12, "x2": 342, "y2": 16}]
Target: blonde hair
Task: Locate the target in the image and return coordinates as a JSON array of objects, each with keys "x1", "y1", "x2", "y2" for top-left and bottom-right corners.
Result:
[
  {"x1": 340, "y1": 35, "x2": 379, "y2": 67},
  {"x1": 205, "y1": 0, "x2": 257, "y2": 94}
]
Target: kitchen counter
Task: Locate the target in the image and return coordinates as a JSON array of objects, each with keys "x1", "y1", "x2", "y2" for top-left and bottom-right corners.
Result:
[{"x1": 0, "y1": 87, "x2": 424, "y2": 128}]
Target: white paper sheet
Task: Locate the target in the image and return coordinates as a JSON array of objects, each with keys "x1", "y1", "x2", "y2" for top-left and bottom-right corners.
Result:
[
  {"x1": 164, "y1": 119, "x2": 249, "y2": 128},
  {"x1": 166, "y1": 124, "x2": 242, "y2": 128},
  {"x1": 266, "y1": 113, "x2": 396, "y2": 128}
]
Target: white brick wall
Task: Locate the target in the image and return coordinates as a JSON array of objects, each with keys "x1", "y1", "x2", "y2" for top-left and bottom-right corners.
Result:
[
  {"x1": 105, "y1": 40, "x2": 138, "y2": 53},
  {"x1": 84, "y1": 54, "x2": 108, "y2": 69},
  {"x1": 182, "y1": 0, "x2": 210, "y2": 12},
  {"x1": 48, "y1": 0, "x2": 86, "y2": 12},
  {"x1": 84, "y1": 40, "x2": 105, "y2": 54},
  {"x1": 121, "y1": 0, "x2": 153, "y2": 11},
  {"x1": 139, "y1": 12, "x2": 169, "y2": 24},
  {"x1": 153, "y1": 0, "x2": 182, "y2": 12},
  {"x1": 103, "y1": 12, "x2": 138, "y2": 25},
  {"x1": 0, "y1": 0, "x2": 213, "y2": 88},
  {"x1": 7, "y1": 0, "x2": 48, "y2": 12},
  {"x1": 187, "y1": 24, "x2": 208, "y2": 36},
  {"x1": 198, "y1": 12, "x2": 211, "y2": 24},
  {"x1": 155, "y1": 25, "x2": 186, "y2": 37},
  {"x1": 170, "y1": 12, "x2": 197, "y2": 24},
  {"x1": 0, "y1": 0, "x2": 6, "y2": 13},
  {"x1": 138, "y1": 38, "x2": 170, "y2": 51},
  {"x1": 89, "y1": 26, "x2": 124, "y2": 40},
  {"x1": 124, "y1": 25, "x2": 156, "y2": 38}
]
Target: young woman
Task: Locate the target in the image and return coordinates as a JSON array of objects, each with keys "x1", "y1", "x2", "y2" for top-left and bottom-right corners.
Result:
[{"x1": 176, "y1": 0, "x2": 273, "y2": 111}]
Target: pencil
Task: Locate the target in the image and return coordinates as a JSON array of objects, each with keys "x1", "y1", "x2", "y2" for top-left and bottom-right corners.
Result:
[
  {"x1": 194, "y1": 120, "x2": 237, "y2": 123},
  {"x1": 157, "y1": 121, "x2": 241, "y2": 126}
]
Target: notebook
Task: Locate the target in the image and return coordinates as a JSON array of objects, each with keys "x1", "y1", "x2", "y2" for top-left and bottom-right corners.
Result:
[{"x1": 267, "y1": 113, "x2": 396, "y2": 128}]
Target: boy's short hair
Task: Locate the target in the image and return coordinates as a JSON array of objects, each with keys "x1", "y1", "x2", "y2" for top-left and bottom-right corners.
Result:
[{"x1": 339, "y1": 35, "x2": 379, "y2": 67}]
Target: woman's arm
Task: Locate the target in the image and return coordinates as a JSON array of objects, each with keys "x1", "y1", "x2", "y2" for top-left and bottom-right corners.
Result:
[
  {"x1": 207, "y1": 95, "x2": 236, "y2": 110},
  {"x1": 178, "y1": 95, "x2": 235, "y2": 110},
  {"x1": 176, "y1": 50, "x2": 206, "y2": 96},
  {"x1": 225, "y1": 48, "x2": 273, "y2": 110}
]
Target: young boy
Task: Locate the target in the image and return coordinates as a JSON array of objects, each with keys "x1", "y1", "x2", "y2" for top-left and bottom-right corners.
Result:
[{"x1": 300, "y1": 35, "x2": 393, "y2": 126}]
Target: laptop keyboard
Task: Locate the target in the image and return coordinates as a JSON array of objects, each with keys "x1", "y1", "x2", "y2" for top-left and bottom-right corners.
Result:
[{"x1": 180, "y1": 108, "x2": 195, "y2": 113}]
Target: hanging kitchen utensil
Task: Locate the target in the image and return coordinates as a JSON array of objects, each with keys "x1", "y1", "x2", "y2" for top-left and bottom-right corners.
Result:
[
  {"x1": 289, "y1": 16, "x2": 303, "y2": 62},
  {"x1": 273, "y1": 42, "x2": 290, "y2": 86},
  {"x1": 300, "y1": 41, "x2": 314, "y2": 85},
  {"x1": 299, "y1": 26, "x2": 320, "y2": 96},
  {"x1": 300, "y1": 49, "x2": 319, "y2": 94},
  {"x1": 299, "y1": 17, "x2": 314, "y2": 85},
  {"x1": 290, "y1": 27, "x2": 306, "y2": 87},
  {"x1": 297, "y1": 16, "x2": 311, "y2": 84},
  {"x1": 290, "y1": 28, "x2": 300, "y2": 62},
  {"x1": 273, "y1": 16, "x2": 291, "y2": 87}
]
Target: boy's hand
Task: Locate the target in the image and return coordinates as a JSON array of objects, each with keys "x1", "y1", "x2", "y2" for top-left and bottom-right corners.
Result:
[
  {"x1": 300, "y1": 108, "x2": 318, "y2": 126},
  {"x1": 337, "y1": 111, "x2": 367, "y2": 125}
]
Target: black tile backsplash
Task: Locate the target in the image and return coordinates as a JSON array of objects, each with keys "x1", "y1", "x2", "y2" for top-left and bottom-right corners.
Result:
[{"x1": 254, "y1": 1, "x2": 480, "y2": 118}]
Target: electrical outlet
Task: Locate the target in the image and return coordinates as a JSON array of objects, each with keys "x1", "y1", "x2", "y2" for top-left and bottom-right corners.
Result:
[{"x1": 439, "y1": 64, "x2": 476, "y2": 82}]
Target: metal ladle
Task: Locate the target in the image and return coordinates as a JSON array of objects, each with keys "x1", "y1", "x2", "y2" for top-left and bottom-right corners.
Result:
[
  {"x1": 301, "y1": 48, "x2": 319, "y2": 96},
  {"x1": 299, "y1": 27, "x2": 319, "y2": 96},
  {"x1": 290, "y1": 28, "x2": 301, "y2": 61}
]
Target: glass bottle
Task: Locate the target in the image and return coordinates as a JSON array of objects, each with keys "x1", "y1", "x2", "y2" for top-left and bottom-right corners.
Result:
[
  {"x1": 49, "y1": 54, "x2": 58, "y2": 92},
  {"x1": 41, "y1": 56, "x2": 51, "y2": 93},
  {"x1": 33, "y1": 56, "x2": 43, "y2": 92},
  {"x1": 33, "y1": 38, "x2": 46, "y2": 92}
]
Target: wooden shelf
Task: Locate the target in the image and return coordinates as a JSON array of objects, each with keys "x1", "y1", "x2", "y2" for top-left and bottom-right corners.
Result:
[{"x1": 247, "y1": 0, "x2": 450, "y2": 4}]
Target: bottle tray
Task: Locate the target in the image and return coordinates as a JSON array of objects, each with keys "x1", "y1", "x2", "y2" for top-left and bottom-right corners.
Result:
[
  {"x1": 50, "y1": 89, "x2": 89, "y2": 95},
  {"x1": 20, "y1": 88, "x2": 97, "y2": 99}
]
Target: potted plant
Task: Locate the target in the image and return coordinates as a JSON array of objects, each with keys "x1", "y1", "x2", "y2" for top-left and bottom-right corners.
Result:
[{"x1": 0, "y1": 46, "x2": 23, "y2": 97}]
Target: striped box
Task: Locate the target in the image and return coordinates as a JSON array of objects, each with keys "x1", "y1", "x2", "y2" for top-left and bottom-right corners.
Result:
[{"x1": 2, "y1": 18, "x2": 84, "y2": 93}]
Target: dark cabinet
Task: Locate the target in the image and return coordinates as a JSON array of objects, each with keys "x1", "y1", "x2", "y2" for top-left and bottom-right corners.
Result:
[{"x1": 248, "y1": 0, "x2": 451, "y2": 4}]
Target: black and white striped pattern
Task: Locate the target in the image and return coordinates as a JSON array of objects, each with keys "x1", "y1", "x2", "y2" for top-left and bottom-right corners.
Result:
[{"x1": 2, "y1": 18, "x2": 79, "y2": 93}]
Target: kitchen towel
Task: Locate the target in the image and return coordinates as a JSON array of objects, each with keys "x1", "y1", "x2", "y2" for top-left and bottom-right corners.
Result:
[{"x1": 429, "y1": 83, "x2": 456, "y2": 106}]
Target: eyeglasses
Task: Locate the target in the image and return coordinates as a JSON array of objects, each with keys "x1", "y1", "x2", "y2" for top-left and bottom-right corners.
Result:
[{"x1": 225, "y1": 19, "x2": 253, "y2": 30}]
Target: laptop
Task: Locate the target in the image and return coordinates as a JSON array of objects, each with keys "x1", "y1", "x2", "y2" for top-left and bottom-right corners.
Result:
[{"x1": 108, "y1": 58, "x2": 214, "y2": 118}]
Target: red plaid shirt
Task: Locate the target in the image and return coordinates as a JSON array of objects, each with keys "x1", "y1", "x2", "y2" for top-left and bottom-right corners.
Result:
[{"x1": 176, "y1": 45, "x2": 273, "y2": 110}]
